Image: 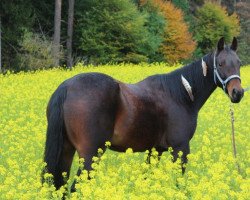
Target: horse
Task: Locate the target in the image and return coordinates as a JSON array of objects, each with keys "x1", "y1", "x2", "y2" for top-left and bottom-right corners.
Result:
[{"x1": 42, "y1": 37, "x2": 244, "y2": 192}]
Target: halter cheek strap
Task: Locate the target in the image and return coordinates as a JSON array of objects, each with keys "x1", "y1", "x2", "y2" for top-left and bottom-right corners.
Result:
[{"x1": 213, "y1": 53, "x2": 241, "y2": 92}]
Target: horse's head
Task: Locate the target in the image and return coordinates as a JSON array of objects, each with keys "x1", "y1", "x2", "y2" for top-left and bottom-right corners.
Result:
[{"x1": 214, "y1": 37, "x2": 244, "y2": 103}]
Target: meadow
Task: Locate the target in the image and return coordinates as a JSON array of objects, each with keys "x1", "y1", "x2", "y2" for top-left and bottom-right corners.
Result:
[{"x1": 0, "y1": 63, "x2": 249, "y2": 199}]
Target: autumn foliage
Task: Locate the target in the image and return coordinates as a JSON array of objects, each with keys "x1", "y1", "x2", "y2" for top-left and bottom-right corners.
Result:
[{"x1": 152, "y1": 0, "x2": 196, "y2": 63}]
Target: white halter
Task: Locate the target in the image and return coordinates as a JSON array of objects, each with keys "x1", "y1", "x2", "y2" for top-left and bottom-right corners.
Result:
[{"x1": 213, "y1": 52, "x2": 241, "y2": 92}]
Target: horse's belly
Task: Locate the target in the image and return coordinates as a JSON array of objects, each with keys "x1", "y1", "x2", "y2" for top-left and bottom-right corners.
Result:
[
  {"x1": 110, "y1": 129, "x2": 125, "y2": 148},
  {"x1": 110, "y1": 82, "x2": 162, "y2": 152},
  {"x1": 110, "y1": 108, "x2": 161, "y2": 152},
  {"x1": 110, "y1": 126, "x2": 157, "y2": 152}
]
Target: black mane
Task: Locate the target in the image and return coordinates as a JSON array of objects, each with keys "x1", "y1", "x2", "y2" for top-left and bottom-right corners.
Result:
[{"x1": 146, "y1": 53, "x2": 213, "y2": 105}]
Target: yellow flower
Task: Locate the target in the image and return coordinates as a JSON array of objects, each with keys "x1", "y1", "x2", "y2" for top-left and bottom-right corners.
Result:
[
  {"x1": 1, "y1": 64, "x2": 249, "y2": 199},
  {"x1": 105, "y1": 141, "x2": 111, "y2": 147}
]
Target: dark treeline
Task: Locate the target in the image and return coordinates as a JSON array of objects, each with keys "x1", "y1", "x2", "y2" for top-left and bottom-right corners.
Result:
[{"x1": 0, "y1": 0, "x2": 249, "y2": 72}]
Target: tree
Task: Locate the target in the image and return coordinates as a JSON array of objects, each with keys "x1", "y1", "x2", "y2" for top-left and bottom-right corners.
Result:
[
  {"x1": 31, "y1": 0, "x2": 55, "y2": 36},
  {"x1": 137, "y1": 0, "x2": 165, "y2": 62},
  {"x1": 52, "y1": 0, "x2": 62, "y2": 66},
  {"x1": 194, "y1": 2, "x2": 240, "y2": 56},
  {"x1": 0, "y1": 0, "x2": 34, "y2": 70},
  {"x1": 66, "y1": 0, "x2": 75, "y2": 68},
  {"x1": 74, "y1": 0, "x2": 155, "y2": 64},
  {"x1": 153, "y1": 0, "x2": 196, "y2": 63},
  {"x1": 235, "y1": 1, "x2": 250, "y2": 65},
  {"x1": 172, "y1": 0, "x2": 194, "y2": 27},
  {"x1": 221, "y1": 0, "x2": 237, "y2": 15}
]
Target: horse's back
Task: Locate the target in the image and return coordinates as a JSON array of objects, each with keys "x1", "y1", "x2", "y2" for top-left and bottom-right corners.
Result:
[
  {"x1": 65, "y1": 72, "x2": 119, "y2": 94},
  {"x1": 63, "y1": 72, "x2": 120, "y2": 115}
]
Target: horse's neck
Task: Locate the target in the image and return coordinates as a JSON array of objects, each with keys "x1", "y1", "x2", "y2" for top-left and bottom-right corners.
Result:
[
  {"x1": 193, "y1": 76, "x2": 217, "y2": 111},
  {"x1": 181, "y1": 56, "x2": 217, "y2": 111},
  {"x1": 140, "y1": 55, "x2": 217, "y2": 112}
]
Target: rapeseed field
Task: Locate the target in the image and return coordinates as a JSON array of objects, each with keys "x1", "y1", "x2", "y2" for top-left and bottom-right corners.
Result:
[{"x1": 0, "y1": 63, "x2": 249, "y2": 199}]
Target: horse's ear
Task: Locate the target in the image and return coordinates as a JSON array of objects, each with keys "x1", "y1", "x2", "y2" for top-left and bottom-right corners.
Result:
[
  {"x1": 217, "y1": 37, "x2": 225, "y2": 52},
  {"x1": 230, "y1": 37, "x2": 237, "y2": 51}
]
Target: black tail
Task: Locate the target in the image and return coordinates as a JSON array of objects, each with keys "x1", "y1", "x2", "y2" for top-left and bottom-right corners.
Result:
[{"x1": 42, "y1": 84, "x2": 67, "y2": 189}]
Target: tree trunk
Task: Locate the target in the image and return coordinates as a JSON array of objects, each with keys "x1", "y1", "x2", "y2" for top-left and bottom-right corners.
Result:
[
  {"x1": 52, "y1": 0, "x2": 62, "y2": 67},
  {"x1": 66, "y1": 0, "x2": 75, "y2": 69}
]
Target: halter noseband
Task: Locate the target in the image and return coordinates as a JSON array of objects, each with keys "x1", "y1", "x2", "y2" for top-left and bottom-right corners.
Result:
[{"x1": 213, "y1": 52, "x2": 241, "y2": 92}]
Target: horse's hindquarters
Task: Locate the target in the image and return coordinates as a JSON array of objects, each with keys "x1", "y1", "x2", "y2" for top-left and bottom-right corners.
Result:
[{"x1": 62, "y1": 73, "x2": 120, "y2": 159}]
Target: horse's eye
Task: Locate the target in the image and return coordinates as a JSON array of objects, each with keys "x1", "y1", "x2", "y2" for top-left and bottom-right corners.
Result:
[{"x1": 218, "y1": 63, "x2": 222, "y2": 67}]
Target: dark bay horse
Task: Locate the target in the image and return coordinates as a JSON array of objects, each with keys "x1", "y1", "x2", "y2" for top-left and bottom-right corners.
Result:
[{"x1": 42, "y1": 37, "x2": 244, "y2": 191}]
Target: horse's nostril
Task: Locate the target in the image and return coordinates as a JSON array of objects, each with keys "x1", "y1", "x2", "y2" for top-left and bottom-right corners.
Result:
[
  {"x1": 232, "y1": 88, "x2": 237, "y2": 96},
  {"x1": 232, "y1": 88, "x2": 243, "y2": 99},
  {"x1": 230, "y1": 88, "x2": 243, "y2": 103}
]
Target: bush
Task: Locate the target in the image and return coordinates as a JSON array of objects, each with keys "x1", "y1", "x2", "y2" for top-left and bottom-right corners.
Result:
[
  {"x1": 17, "y1": 32, "x2": 62, "y2": 71},
  {"x1": 194, "y1": 2, "x2": 240, "y2": 56}
]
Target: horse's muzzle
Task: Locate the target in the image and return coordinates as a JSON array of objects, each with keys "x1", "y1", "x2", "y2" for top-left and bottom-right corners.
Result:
[{"x1": 230, "y1": 88, "x2": 244, "y2": 103}]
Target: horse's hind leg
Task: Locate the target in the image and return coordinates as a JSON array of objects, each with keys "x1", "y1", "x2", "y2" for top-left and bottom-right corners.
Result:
[
  {"x1": 65, "y1": 111, "x2": 115, "y2": 193},
  {"x1": 54, "y1": 136, "x2": 75, "y2": 190},
  {"x1": 70, "y1": 144, "x2": 107, "y2": 192},
  {"x1": 63, "y1": 81, "x2": 119, "y2": 193}
]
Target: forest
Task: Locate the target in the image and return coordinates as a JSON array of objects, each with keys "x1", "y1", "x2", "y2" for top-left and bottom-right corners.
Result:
[{"x1": 0, "y1": 0, "x2": 249, "y2": 72}]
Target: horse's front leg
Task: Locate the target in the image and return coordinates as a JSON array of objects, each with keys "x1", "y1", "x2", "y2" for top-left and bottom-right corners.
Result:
[{"x1": 172, "y1": 142, "x2": 190, "y2": 174}]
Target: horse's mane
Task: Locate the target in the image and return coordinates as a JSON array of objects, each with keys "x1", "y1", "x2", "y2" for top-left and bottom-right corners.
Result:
[{"x1": 146, "y1": 53, "x2": 214, "y2": 104}]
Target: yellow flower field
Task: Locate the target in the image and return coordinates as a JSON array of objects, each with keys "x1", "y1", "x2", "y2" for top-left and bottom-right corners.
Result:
[{"x1": 0, "y1": 63, "x2": 249, "y2": 199}]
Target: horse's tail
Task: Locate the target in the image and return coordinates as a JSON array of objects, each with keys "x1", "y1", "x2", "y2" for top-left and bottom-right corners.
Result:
[{"x1": 42, "y1": 84, "x2": 67, "y2": 189}]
